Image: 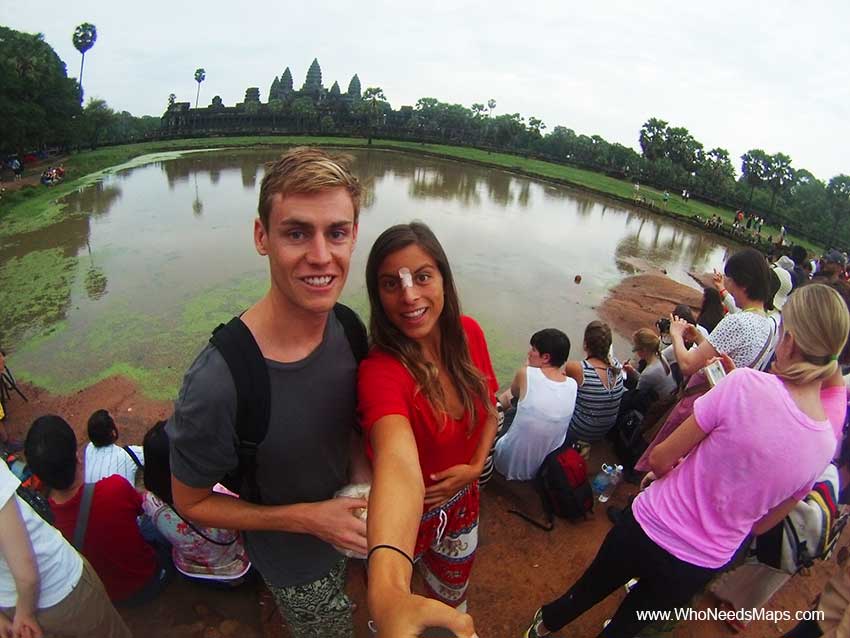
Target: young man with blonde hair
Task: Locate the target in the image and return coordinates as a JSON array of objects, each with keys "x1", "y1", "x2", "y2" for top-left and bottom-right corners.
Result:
[{"x1": 168, "y1": 147, "x2": 371, "y2": 637}]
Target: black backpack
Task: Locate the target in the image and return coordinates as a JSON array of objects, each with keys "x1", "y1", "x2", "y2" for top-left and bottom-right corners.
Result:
[
  {"x1": 4, "y1": 454, "x2": 54, "y2": 525},
  {"x1": 612, "y1": 409, "x2": 648, "y2": 474},
  {"x1": 509, "y1": 444, "x2": 593, "y2": 531},
  {"x1": 211, "y1": 303, "x2": 368, "y2": 502}
]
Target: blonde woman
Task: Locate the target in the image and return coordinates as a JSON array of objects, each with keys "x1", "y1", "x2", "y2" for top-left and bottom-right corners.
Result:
[
  {"x1": 623, "y1": 329, "x2": 677, "y2": 401},
  {"x1": 525, "y1": 284, "x2": 848, "y2": 638}
]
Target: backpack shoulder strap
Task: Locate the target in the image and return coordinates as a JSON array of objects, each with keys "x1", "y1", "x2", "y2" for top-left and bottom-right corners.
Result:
[
  {"x1": 333, "y1": 303, "x2": 369, "y2": 363},
  {"x1": 123, "y1": 445, "x2": 143, "y2": 469},
  {"x1": 72, "y1": 483, "x2": 96, "y2": 551},
  {"x1": 210, "y1": 316, "x2": 270, "y2": 502}
]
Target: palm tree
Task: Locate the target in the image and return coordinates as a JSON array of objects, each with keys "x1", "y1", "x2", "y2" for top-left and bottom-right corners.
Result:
[
  {"x1": 72, "y1": 23, "x2": 97, "y2": 101},
  {"x1": 487, "y1": 98, "x2": 496, "y2": 118},
  {"x1": 362, "y1": 87, "x2": 386, "y2": 145},
  {"x1": 194, "y1": 68, "x2": 206, "y2": 108}
]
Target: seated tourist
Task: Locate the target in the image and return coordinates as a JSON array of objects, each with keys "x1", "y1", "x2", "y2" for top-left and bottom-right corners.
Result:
[
  {"x1": 620, "y1": 328, "x2": 679, "y2": 415},
  {"x1": 623, "y1": 329, "x2": 677, "y2": 402},
  {"x1": 141, "y1": 420, "x2": 250, "y2": 586},
  {"x1": 637, "y1": 248, "x2": 779, "y2": 473},
  {"x1": 524, "y1": 283, "x2": 847, "y2": 638},
  {"x1": 563, "y1": 321, "x2": 624, "y2": 455},
  {"x1": 25, "y1": 415, "x2": 169, "y2": 604},
  {"x1": 84, "y1": 409, "x2": 144, "y2": 485},
  {"x1": 494, "y1": 329, "x2": 577, "y2": 481},
  {"x1": 0, "y1": 460, "x2": 131, "y2": 637}
]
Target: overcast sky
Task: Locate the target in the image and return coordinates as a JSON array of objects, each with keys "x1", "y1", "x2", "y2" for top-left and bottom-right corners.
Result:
[{"x1": 4, "y1": 1, "x2": 848, "y2": 180}]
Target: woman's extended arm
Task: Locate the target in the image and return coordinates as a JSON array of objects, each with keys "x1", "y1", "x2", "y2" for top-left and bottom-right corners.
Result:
[
  {"x1": 648, "y1": 415, "x2": 708, "y2": 478},
  {"x1": 0, "y1": 494, "x2": 43, "y2": 638},
  {"x1": 670, "y1": 317, "x2": 718, "y2": 377},
  {"x1": 367, "y1": 415, "x2": 475, "y2": 637}
]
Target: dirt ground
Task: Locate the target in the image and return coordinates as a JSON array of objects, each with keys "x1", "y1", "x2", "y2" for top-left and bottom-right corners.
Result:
[{"x1": 2, "y1": 269, "x2": 848, "y2": 638}]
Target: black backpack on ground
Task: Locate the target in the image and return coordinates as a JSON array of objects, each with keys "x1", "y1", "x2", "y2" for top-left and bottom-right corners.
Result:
[
  {"x1": 211, "y1": 303, "x2": 368, "y2": 503},
  {"x1": 612, "y1": 409, "x2": 649, "y2": 475},
  {"x1": 508, "y1": 443, "x2": 594, "y2": 531}
]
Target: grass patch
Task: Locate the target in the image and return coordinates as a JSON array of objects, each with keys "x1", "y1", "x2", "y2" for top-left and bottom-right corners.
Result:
[{"x1": 0, "y1": 248, "x2": 79, "y2": 347}]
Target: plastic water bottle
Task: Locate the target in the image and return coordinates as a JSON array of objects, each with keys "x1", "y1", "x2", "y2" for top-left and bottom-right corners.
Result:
[
  {"x1": 591, "y1": 464, "x2": 614, "y2": 496},
  {"x1": 598, "y1": 465, "x2": 624, "y2": 503}
]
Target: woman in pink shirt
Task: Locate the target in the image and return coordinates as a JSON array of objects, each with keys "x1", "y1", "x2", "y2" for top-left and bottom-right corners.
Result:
[{"x1": 524, "y1": 284, "x2": 849, "y2": 638}]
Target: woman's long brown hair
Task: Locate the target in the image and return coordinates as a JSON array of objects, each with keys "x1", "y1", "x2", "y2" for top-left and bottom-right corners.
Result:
[{"x1": 365, "y1": 222, "x2": 493, "y2": 433}]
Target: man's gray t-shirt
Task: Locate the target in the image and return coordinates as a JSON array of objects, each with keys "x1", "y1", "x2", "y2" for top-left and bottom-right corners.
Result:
[{"x1": 167, "y1": 314, "x2": 356, "y2": 587}]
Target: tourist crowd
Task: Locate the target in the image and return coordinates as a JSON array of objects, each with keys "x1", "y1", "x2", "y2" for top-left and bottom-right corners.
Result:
[{"x1": 1, "y1": 147, "x2": 849, "y2": 638}]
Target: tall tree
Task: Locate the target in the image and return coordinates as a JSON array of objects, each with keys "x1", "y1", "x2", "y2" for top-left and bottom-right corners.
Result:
[
  {"x1": 72, "y1": 22, "x2": 97, "y2": 101},
  {"x1": 81, "y1": 97, "x2": 114, "y2": 149},
  {"x1": 362, "y1": 86, "x2": 387, "y2": 144},
  {"x1": 471, "y1": 103, "x2": 485, "y2": 118},
  {"x1": 740, "y1": 149, "x2": 771, "y2": 206},
  {"x1": 487, "y1": 98, "x2": 496, "y2": 118},
  {"x1": 0, "y1": 26, "x2": 81, "y2": 155},
  {"x1": 638, "y1": 117, "x2": 668, "y2": 162},
  {"x1": 827, "y1": 175, "x2": 850, "y2": 236},
  {"x1": 764, "y1": 152, "x2": 795, "y2": 213},
  {"x1": 167, "y1": 93, "x2": 176, "y2": 108},
  {"x1": 527, "y1": 117, "x2": 546, "y2": 136},
  {"x1": 194, "y1": 68, "x2": 206, "y2": 108}
]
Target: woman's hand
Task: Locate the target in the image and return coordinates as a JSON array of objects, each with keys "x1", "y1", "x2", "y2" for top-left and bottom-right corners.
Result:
[
  {"x1": 668, "y1": 315, "x2": 695, "y2": 341},
  {"x1": 424, "y1": 464, "x2": 479, "y2": 506},
  {"x1": 11, "y1": 611, "x2": 42, "y2": 638},
  {"x1": 639, "y1": 471, "x2": 657, "y2": 491},
  {"x1": 372, "y1": 592, "x2": 477, "y2": 638},
  {"x1": 712, "y1": 269, "x2": 724, "y2": 292},
  {"x1": 710, "y1": 353, "x2": 736, "y2": 374}
]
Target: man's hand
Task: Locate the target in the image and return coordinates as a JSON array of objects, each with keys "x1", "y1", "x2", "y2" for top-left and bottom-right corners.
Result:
[
  {"x1": 11, "y1": 611, "x2": 42, "y2": 638},
  {"x1": 302, "y1": 497, "x2": 368, "y2": 556},
  {"x1": 373, "y1": 592, "x2": 476, "y2": 638},
  {"x1": 424, "y1": 465, "x2": 479, "y2": 507}
]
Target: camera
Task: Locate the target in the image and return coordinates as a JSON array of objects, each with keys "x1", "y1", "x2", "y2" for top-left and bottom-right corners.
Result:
[
  {"x1": 655, "y1": 317, "x2": 671, "y2": 334},
  {"x1": 704, "y1": 359, "x2": 727, "y2": 387}
]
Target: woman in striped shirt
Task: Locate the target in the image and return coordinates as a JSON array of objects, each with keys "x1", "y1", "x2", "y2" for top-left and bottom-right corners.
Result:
[{"x1": 564, "y1": 321, "x2": 624, "y2": 450}]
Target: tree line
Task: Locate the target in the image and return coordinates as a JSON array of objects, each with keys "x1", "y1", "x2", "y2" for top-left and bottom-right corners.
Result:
[
  {"x1": 5, "y1": 22, "x2": 848, "y2": 248},
  {"x1": 1, "y1": 25, "x2": 159, "y2": 161}
]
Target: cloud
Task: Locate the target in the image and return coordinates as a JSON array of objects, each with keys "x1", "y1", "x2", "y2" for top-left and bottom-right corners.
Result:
[{"x1": 5, "y1": 0, "x2": 848, "y2": 179}]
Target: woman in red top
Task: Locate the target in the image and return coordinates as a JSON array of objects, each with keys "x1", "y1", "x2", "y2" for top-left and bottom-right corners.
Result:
[{"x1": 358, "y1": 222, "x2": 498, "y2": 638}]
